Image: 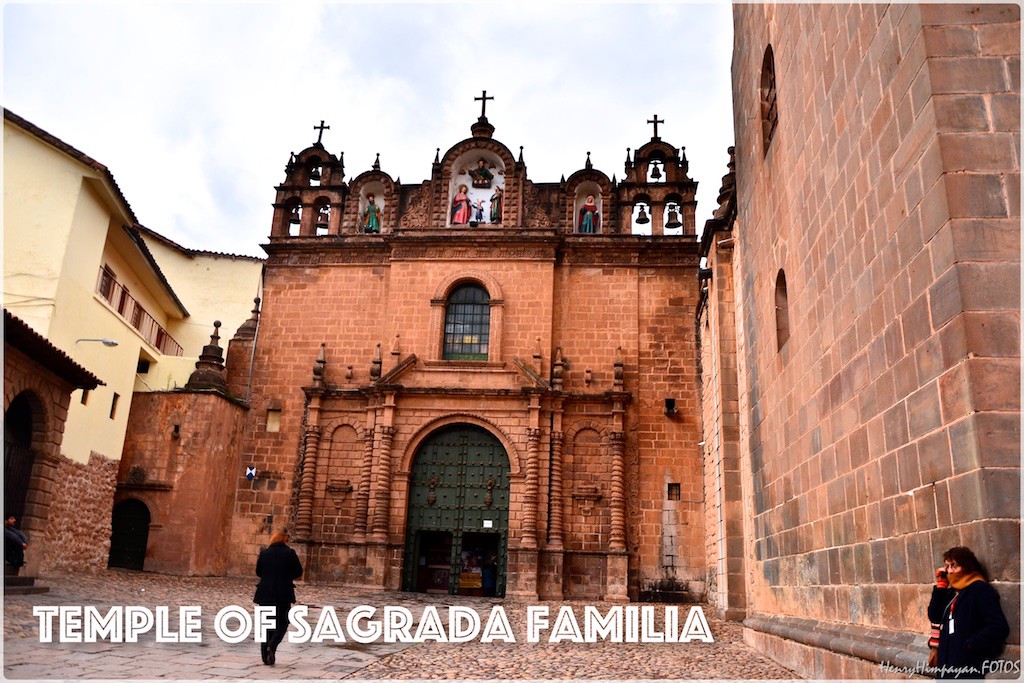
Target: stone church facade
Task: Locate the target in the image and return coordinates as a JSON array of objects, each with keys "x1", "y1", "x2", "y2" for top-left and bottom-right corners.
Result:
[
  {"x1": 120, "y1": 110, "x2": 706, "y2": 602},
  {"x1": 111, "y1": 3, "x2": 1019, "y2": 676}
]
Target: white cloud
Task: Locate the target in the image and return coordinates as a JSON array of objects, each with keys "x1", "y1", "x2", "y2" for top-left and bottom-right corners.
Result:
[{"x1": 5, "y1": 3, "x2": 734, "y2": 256}]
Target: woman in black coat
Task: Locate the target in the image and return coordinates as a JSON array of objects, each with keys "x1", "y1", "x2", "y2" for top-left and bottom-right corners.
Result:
[
  {"x1": 254, "y1": 530, "x2": 303, "y2": 666},
  {"x1": 927, "y1": 546, "x2": 1009, "y2": 679}
]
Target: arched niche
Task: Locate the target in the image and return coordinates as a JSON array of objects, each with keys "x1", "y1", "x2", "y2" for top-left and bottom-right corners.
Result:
[
  {"x1": 283, "y1": 198, "x2": 302, "y2": 237},
  {"x1": 448, "y1": 149, "x2": 506, "y2": 227},
  {"x1": 357, "y1": 182, "x2": 387, "y2": 234},
  {"x1": 573, "y1": 181, "x2": 603, "y2": 234},
  {"x1": 645, "y1": 150, "x2": 667, "y2": 183},
  {"x1": 313, "y1": 197, "x2": 332, "y2": 235},
  {"x1": 663, "y1": 192, "x2": 684, "y2": 235},
  {"x1": 630, "y1": 193, "x2": 653, "y2": 235},
  {"x1": 308, "y1": 157, "x2": 325, "y2": 187}
]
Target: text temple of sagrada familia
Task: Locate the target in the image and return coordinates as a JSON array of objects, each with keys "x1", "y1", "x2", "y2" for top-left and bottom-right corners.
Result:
[{"x1": 5, "y1": 4, "x2": 1019, "y2": 679}]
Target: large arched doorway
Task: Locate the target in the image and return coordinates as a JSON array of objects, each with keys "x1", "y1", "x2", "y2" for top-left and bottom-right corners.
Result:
[
  {"x1": 4, "y1": 393, "x2": 38, "y2": 522},
  {"x1": 108, "y1": 499, "x2": 151, "y2": 570},
  {"x1": 402, "y1": 424, "x2": 509, "y2": 597}
]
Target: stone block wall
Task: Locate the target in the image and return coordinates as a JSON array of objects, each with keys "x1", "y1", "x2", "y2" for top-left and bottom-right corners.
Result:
[
  {"x1": 226, "y1": 237, "x2": 703, "y2": 600},
  {"x1": 118, "y1": 391, "x2": 247, "y2": 575},
  {"x1": 41, "y1": 452, "x2": 118, "y2": 572},
  {"x1": 729, "y1": 1, "x2": 1019, "y2": 672}
]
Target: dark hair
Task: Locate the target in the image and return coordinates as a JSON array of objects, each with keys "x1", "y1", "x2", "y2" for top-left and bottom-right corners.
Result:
[{"x1": 943, "y1": 546, "x2": 988, "y2": 580}]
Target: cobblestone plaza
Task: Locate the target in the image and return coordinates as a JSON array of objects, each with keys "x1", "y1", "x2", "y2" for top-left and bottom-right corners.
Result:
[{"x1": 4, "y1": 571, "x2": 797, "y2": 680}]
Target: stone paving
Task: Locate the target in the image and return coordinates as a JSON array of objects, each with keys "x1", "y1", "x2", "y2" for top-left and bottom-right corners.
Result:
[{"x1": 4, "y1": 570, "x2": 799, "y2": 680}]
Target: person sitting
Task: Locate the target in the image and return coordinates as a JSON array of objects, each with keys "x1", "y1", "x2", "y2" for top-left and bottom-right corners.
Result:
[{"x1": 4, "y1": 516, "x2": 28, "y2": 574}]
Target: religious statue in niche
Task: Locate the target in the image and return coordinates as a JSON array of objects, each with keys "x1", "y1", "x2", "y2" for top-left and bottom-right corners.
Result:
[
  {"x1": 472, "y1": 200, "x2": 485, "y2": 224},
  {"x1": 451, "y1": 184, "x2": 472, "y2": 224},
  {"x1": 489, "y1": 186, "x2": 503, "y2": 224},
  {"x1": 579, "y1": 194, "x2": 600, "y2": 233},
  {"x1": 468, "y1": 158, "x2": 494, "y2": 188},
  {"x1": 363, "y1": 193, "x2": 381, "y2": 233}
]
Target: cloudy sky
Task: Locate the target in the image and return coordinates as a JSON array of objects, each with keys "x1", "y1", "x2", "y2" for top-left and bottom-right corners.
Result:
[{"x1": 5, "y1": 3, "x2": 734, "y2": 257}]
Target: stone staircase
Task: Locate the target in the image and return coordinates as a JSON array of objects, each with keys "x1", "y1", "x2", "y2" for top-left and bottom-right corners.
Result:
[{"x1": 4, "y1": 565, "x2": 49, "y2": 596}]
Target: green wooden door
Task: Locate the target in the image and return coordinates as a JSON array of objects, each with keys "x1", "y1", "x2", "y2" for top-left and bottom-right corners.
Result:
[{"x1": 403, "y1": 425, "x2": 509, "y2": 596}]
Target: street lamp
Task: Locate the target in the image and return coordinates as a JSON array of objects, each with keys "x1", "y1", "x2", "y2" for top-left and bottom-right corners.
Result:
[{"x1": 75, "y1": 338, "x2": 118, "y2": 347}]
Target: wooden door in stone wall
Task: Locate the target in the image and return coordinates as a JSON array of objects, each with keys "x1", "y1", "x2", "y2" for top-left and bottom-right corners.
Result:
[
  {"x1": 402, "y1": 425, "x2": 509, "y2": 597},
  {"x1": 3, "y1": 393, "x2": 35, "y2": 522},
  {"x1": 108, "y1": 498, "x2": 151, "y2": 570}
]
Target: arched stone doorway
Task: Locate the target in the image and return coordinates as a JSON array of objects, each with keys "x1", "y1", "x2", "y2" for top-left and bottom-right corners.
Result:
[
  {"x1": 4, "y1": 392, "x2": 38, "y2": 522},
  {"x1": 402, "y1": 424, "x2": 509, "y2": 597},
  {"x1": 108, "y1": 499, "x2": 151, "y2": 570}
]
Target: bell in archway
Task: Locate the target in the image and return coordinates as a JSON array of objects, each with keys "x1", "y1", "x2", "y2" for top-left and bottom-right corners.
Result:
[
  {"x1": 666, "y1": 206, "x2": 682, "y2": 229},
  {"x1": 649, "y1": 162, "x2": 663, "y2": 180},
  {"x1": 309, "y1": 166, "x2": 322, "y2": 182},
  {"x1": 288, "y1": 206, "x2": 301, "y2": 224},
  {"x1": 315, "y1": 207, "x2": 329, "y2": 230},
  {"x1": 635, "y1": 206, "x2": 651, "y2": 224}
]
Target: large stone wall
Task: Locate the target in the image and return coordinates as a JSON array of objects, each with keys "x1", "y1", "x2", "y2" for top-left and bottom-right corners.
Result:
[
  {"x1": 41, "y1": 452, "x2": 118, "y2": 573},
  {"x1": 226, "y1": 236, "x2": 703, "y2": 600},
  {"x1": 725, "y1": 2, "x2": 1019, "y2": 676},
  {"x1": 118, "y1": 391, "x2": 247, "y2": 575}
]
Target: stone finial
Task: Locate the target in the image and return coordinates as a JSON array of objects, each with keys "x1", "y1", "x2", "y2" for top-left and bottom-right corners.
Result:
[
  {"x1": 552, "y1": 347, "x2": 564, "y2": 390},
  {"x1": 614, "y1": 346, "x2": 624, "y2": 389},
  {"x1": 185, "y1": 321, "x2": 228, "y2": 391},
  {"x1": 232, "y1": 297, "x2": 262, "y2": 341},
  {"x1": 518, "y1": 146, "x2": 524, "y2": 164},
  {"x1": 391, "y1": 333, "x2": 401, "y2": 357},
  {"x1": 533, "y1": 337, "x2": 542, "y2": 365},
  {"x1": 624, "y1": 148, "x2": 632, "y2": 170},
  {"x1": 345, "y1": 365, "x2": 354, "y2": 380},
  {"x1": 584, "y1": 368, "x2": 593, "y2": 387},
  {"x1": 337, "y1": 151, "x2": 345, "y2": 177},
  {"x1": 312, "y1": 343, "x2": 326, "y2": 388},
  {"x1": 370, "y1": 343, "x2": 382, "y2": 380},
  {"x1": 434, "y1": 148, "x2": 441, "y2": 165},
  {"x1": 585, "y1": 151, "x2": 593, "y2": 170},
  {"x1": 372, "y1": 153, "x2": 381, "y2": 171}
]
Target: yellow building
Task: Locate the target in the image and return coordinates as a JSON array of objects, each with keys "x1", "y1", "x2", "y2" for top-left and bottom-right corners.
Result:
[{"x1": 3, "y1": 109, "x2": 262, "y2": 570}]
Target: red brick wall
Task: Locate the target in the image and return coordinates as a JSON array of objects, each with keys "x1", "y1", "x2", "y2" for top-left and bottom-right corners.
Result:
[
  {"x1": 730, "y1": 0, "x2": 1019, "y2": 645},
  {"x1": 2, "y1": 344, "x2": 104, "y2": 575},
  {"x1": 119, "y1": 391, "x2": 247, "y2": 575},
  {"x1": 225, "y1": 238, "x2": 703, "y2": 599}
]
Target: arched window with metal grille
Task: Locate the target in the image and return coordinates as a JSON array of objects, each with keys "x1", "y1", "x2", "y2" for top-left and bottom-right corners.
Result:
[{"x1": 442, "y1": 284, "x2": 491, "y2": 360}]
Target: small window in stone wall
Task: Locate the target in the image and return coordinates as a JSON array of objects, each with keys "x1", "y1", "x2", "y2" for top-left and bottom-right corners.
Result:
[
  {"x1": 667, "y1": 483, "x2": 681, "y2": 501},
  {"x1": 266, "y1": 408, "x2": 282, "y2": 433},
  {"x1": 775, "y1": 269, "x2": 790, "y2": 351},
  {"x1": 761, "y1": 45, "x2": 779, "y2": 154},
  {"x1": 137, "y1": 358, "x2": 151, "y2": 374}
]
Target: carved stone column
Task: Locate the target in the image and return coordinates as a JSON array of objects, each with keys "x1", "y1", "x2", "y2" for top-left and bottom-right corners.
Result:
[
  {"x1": 523, "y1": 427, "x2": 541, "y2": 549},
  {"x1": 354, "y1": 424, "x2": 375, "y2": 542},
  {"x1": 549, "y1": 430, "x2": 564, "y2": 549},
  {"x1": 295, "y1": 424, "x2": 322, "y2": 540},
  {"x1": 608, "y1": 431, "x2": 626, "y2": 551},
  {"x1": 370, "y1": 424, "x2": 396, "y2": 542}
]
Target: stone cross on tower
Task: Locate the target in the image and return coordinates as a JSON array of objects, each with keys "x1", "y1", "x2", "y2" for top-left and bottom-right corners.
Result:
[
  {"x1": 314, "y1": 120, "x2": 330, "y2": 144},
  {"x1": 475, "y1": 90, "x2": 494, "y2": 119},
  {"x1": 647, "y1": 114, "x2": 664, "y2": 139}
]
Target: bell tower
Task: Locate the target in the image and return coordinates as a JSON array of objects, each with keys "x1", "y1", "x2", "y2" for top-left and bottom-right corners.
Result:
[
  {"x1": 616, "y1": 115, "x2": 698, "y2": 236},
  {"x1": 270, "y1": 121, "x2": 347, "y2": 238}
]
